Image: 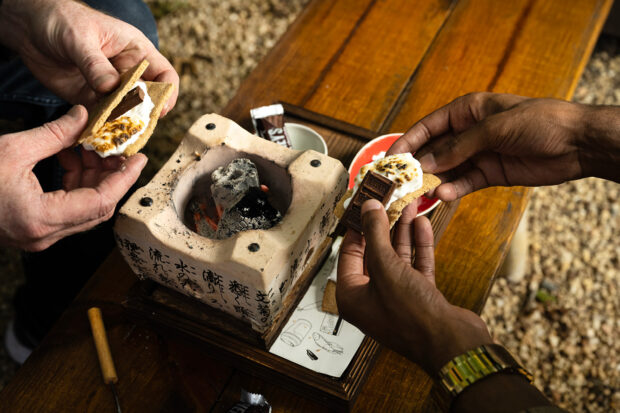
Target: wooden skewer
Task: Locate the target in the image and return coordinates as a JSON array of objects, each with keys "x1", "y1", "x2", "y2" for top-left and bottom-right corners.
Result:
[{"x1": 87, "y1": 307, "x2": 118, "y2": 384}]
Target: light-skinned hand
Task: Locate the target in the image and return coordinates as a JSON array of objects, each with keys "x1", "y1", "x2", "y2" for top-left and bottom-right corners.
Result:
[
  {"x1": 0, "y1": 105, "x2": 147, "y2": 251},
  {"x1": 337, "y1": 199, "x2": 492, "y2": 375},
  {"x1": 0, "y1": 0, "x2": 179, "y2": 114},
  {"x1": 387, "y1": 92, "x2": 592, "y2": 201}
]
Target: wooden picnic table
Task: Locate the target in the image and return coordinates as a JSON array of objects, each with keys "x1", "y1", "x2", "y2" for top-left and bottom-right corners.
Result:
[{"x1": 0, "y1": 0, "x2": 612, "y2": 411}]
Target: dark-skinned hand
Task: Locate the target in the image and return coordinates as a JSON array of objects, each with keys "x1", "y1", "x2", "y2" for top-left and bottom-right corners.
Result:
[{"x1": 337, "y1": 199, "x2": 492, "y2": 374}]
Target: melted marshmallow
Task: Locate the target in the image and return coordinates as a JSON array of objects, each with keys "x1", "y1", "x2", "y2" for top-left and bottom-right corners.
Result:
[{"x1": 344, "y1": 153, "x2": 423, "y2": 210}]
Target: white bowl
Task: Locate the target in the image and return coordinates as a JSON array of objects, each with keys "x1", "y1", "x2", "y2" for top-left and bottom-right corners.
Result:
[{"x1": 285, "y1": 123, "x2": 328, "y2": 155}]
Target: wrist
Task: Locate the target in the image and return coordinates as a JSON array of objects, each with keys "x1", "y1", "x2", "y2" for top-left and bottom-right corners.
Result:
[
  {"x1": 425, "y1": 305, "x2": 494, "y2": 375},
  {"x1": 579, "y1": 105, "x2": 620, "y2": 182},
  {"x1": 433, "y1": 344, "x2": 543, "y2": 413}
]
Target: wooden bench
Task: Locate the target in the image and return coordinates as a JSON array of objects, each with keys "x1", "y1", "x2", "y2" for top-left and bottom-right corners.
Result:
[{"x1": 0, "y1": 0, "x2": 611, "y2": 411}]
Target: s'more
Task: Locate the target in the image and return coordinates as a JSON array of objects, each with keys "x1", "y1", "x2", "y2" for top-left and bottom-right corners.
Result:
[
  {"x1": 335, "y1": 152, "x2": 441, "y2": 231},
  {"x1": 78, "y1": 59, "x2": 174, "y2": 158}
]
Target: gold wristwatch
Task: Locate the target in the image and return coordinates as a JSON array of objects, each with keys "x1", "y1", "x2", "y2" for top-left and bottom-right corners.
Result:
[{"x1": 433, "y1": 344, "x2": 533, "y2": 410}]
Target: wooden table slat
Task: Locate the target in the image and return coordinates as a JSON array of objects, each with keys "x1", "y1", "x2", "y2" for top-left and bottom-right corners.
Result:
[
  {"x1": 387, "y1": 0, "x2": 613, "y2": 133},
  {"x1": 302, "y1": 0, "x2": 454, "y2": 131},
  {"x1": 223, "y1": 0, "x2": 375, "y2": 128}
]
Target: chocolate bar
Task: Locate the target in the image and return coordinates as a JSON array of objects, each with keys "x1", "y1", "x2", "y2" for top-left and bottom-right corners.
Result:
[
  {"x1": 250, "y1": 104, "x2": 292, "y2": 147},
  {"x1": 340, "y1": 171, "x2": 396, "y2": 233},
  {"x1": 106, "y1": 86, "x2": 145, "y2": 122}
]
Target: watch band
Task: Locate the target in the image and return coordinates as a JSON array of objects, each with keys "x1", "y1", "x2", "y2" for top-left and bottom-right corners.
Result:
[{"x1": 434, "y1": 344, "x2": 533, "y2": 409}]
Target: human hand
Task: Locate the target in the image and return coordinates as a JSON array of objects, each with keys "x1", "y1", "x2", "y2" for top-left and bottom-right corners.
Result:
[
  {"x1": 337, "y1": 199, "x2": 492, "y2": 375},
  {"x1": 0, "y1": 105, "x2": 147, "y2": 251},
  {"x1": 387, "y1": 92, "x2": 589, "y2": 201},
  {"x1": 0, "y1": 0, "x2": 179, "y2": 114}
]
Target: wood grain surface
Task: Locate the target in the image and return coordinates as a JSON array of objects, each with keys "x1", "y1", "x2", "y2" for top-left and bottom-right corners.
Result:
[{"x1": 0, "y1": 0, "x2": 611, "y2": 411}]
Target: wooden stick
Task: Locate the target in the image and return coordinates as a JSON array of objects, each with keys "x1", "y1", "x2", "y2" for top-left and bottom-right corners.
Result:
[{"x1": 87, "y1": 307, "x2": 118, "y2": 384}]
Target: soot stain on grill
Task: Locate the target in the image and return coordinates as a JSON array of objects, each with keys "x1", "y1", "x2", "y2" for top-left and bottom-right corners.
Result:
[
  {"x1": 304, "y1": 247, "x2": 315, "y2": 267},
  {"x1": 320, "y1": 213, "x2": 330, "y2": 230}
]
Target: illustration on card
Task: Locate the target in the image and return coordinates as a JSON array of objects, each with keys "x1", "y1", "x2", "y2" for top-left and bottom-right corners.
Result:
[
  {"x1": 280, "y1": 319, "x2": 312, "y2": 347},
  {"x1": 306, "y1": 349, "x2": 319, "y2": 360},
  {"x1": 320, "y1": 313, "x2": 342, "y2": 336},
  {"x1": 312, "y1": 332, "x2": 343, "y2": 355}
]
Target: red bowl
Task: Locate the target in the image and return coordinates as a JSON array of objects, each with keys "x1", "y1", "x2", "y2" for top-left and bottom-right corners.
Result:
[{"x1": 348, "y1": 133, "x2": 440, "y2": 216}]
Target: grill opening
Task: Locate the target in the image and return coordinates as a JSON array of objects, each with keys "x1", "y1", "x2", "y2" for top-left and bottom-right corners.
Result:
[{"x1": 172, "y1": 145, "x2": 292, "y2": 239}]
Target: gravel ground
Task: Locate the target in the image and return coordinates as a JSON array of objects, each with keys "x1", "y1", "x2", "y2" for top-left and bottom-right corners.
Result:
[{"x1": 0, "y1": 2, "x2": 617, "y2": 411}]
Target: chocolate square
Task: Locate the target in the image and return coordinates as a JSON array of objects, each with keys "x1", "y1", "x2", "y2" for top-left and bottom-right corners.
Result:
[{"x1": 340, "y1": 171, "x2": 396, "y2": 233}]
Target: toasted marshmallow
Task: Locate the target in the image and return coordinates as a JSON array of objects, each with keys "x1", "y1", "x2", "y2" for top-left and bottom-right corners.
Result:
[
  {"x1": 344, "y1": 153, "x2": 423, "y2": 210},
  {"x1": 82, "y1": 81, "x2": 154, "y2": 157}
]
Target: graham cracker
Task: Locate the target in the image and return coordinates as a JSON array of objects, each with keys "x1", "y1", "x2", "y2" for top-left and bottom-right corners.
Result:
[
  {"x1": 321, "y1": 279, "x2": 339, "y2": 315},
  {"x1": 79, "y1": 59, "x2": 173, "y2": 156},
  {"x1": 335, "y1": 173, "x2": 441, "y2": 229}
]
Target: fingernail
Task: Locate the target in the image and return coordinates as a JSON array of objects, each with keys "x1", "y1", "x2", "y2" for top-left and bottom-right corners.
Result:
[
  {"x1": 361, "y1": 199, "x2": 382, "y2": 215},
  {"x1": 122, "y1": 156, "x2": 147, "y2": 172},
  {"x1": 67, "y1": 105, "x2": 83, "y2": 119},
  {"x1": 418, "y1": 153, "x2": 436, "y2": 171},
  {"x1": 138, "y1": 155, "x2": 148, "y2": 169},
  {"x1": 94, "y1": 74, "x2": 117, "y2": 91}
]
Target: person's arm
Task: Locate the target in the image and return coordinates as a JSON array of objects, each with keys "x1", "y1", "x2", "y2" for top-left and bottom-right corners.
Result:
[
  {"x1": 0, "y1": 0, "x2": 179, "y2": 113},
  {"x1": 386, "y1": 92, "x2": 619, "y2": 201},
  {"x1": 0, "y1": 105, "x2": 146, "y2": 251},
  {"x1": 579, "y1": 104, "x2": 620, "y2": 182},
  {"x1": 337, "y1": 200, "x2": 555, "y2": 412}
]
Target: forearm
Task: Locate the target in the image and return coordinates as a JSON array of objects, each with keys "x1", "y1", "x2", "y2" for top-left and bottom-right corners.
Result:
[
  {"x1": 579, "y1": 105, "x2": 620, "y2": 182},
  {"x1": 450, "y1": 373, "x2": 553, "y2": 413}
]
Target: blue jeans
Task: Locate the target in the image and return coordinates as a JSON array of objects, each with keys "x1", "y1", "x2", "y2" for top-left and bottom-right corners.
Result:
[{"x1": 1, "y1": 0, "x2": 160, "y2": 348}]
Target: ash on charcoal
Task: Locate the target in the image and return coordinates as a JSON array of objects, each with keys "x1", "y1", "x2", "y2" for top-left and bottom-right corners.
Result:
[
  {"x1": 211, "y1": 158, "x2": 259, "y2": 209},
  {"x1": 216, "y1": 187, "x2": 282, "y2": 239}
]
